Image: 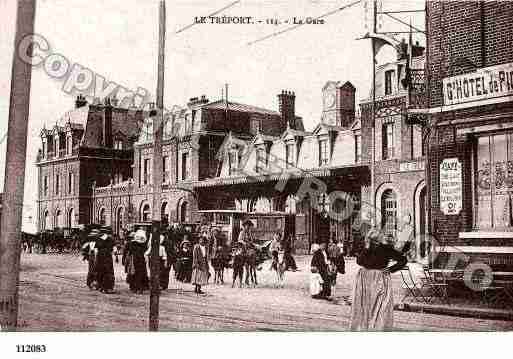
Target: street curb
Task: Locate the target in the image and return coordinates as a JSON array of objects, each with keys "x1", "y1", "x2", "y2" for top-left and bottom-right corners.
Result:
[{"x1": 395, "y1": 302, "x2": 513, "y2": 321}]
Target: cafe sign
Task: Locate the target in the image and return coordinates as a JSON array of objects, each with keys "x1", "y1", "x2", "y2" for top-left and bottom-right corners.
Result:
[
  {"x1": 440, "y1": 158, "x2": 462, "y2": 215},
  {"x1": 443, "y1": 62, "x2": 513, "y2": 107}
]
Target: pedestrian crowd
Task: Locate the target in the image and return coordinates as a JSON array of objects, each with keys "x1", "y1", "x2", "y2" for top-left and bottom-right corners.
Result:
[{"x1": 80, "y1": 219, "x2": 408, "y2": 331}]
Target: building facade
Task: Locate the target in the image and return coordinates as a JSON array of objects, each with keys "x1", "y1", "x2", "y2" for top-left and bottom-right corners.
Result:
[
  {"x1": 423, "y1": 1, "x2": 513, "y2": 271},
  {"x1": 360, "y1": 42, "x2": 428, "y2": 261},
  {"x1": 36, "y1": 96, "x2": 146, "y2": 232}
]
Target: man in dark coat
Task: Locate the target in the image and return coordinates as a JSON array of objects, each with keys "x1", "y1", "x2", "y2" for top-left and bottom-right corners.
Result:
[{"x1": 310, "y1": 242, "x2": 331, "y2": 299}]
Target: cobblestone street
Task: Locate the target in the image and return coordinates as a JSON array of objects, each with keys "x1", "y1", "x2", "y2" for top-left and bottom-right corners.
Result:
[{"x1": 16, "y1": 254, "x2": 513, "y2": 331}]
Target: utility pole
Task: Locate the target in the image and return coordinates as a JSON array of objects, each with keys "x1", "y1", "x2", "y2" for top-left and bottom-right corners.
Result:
[
  {"x1": 0, "y1": 0, "x2": 36, "y2": 331},
  {"x1": 149, "y1": 0, "x2": 166, "y2": 332},
  {"x1": 370, "y1": 0, "x2": 377, "y2": 228}
]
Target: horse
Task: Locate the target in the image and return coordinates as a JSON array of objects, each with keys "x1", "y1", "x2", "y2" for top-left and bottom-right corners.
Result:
[
  {"x1": 212, "y1": 246, "x2": 228, "y2": 284},
  {"x1": 244, "y1": 245, "x2": 258, "y2": 287},
  {"x1": 275, "y1": 250, "x2": 287, "y2": 288}
]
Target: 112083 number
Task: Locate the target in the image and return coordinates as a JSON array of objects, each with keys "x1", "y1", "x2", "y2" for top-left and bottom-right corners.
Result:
[{"x1": 16, "y1": 345, "x2": 46, "y2": 353}]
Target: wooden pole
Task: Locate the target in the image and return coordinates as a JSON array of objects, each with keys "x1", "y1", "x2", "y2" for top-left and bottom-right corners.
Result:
[
  {"x1": 0, "y1": 0, "x2": 36, "y2": 331},
  {"x1": 149, "y1": 0, "x2": 166, "y2": 332}
]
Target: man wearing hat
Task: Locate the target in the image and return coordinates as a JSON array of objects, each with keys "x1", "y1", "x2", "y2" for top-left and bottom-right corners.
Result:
[{"x1": 238, "y1": 219, "x2": 255, "y2": 245}]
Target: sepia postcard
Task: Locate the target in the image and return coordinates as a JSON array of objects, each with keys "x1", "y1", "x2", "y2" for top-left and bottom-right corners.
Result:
[{"x1": 1, "y1": 0, "x2": 513, "y2": 356}]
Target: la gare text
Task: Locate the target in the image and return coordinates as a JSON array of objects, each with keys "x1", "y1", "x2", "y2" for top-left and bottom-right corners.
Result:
[{"x1": 194, "y1": 16, "x2": 325, "y2": 25}]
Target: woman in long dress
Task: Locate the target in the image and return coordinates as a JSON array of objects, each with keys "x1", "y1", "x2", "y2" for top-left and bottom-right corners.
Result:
[
  {"x1": 125, "y1": 229, "x2": 149, "y2": 294},
  {"x1": 191, "y1": 235, "x2": 209, "y2": 294},
  {"x1": 145, "y1": 234, "x2": 169, "y2": 290},
  {"x1": 95, "y1": 234, "x2": 116, "y2": 293},
  {"x1": 350, "y1": 230, "x2": 407, "y2": 331}
]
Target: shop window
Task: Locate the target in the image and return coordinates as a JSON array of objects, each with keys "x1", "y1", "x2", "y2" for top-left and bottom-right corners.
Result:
[
  {"x1": 319, "y1": 139, "x2": 329, "y2": 166},
  {"x1": 382, "y1": 122, "x2": 395, "y2": 160},
  {"x1": 475, "y1": 133, "x2": 513, "y2": 230}
]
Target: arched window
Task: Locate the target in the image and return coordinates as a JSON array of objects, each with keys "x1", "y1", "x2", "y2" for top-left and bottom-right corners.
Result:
[
  {"x1": 68, "y1": 208, "x2": 75, "y2": 228},
  {"x1": 55, "y1": 209, "x2": 62, "y2": 228},
  {"x1": 161, "y1": 202, "x2": 169, "y2": 226},
  {"x1": 381, "y1": 189, "x2": 397, "y2": 237},
  {"x1": 141, "y1": 203, "x2": 151, "y2": 222},
  {"x1": 179, "y1": 201, "x2": 189, "y2": 223},
  {"x1": 99, "y1": 208, "x2": 107, "y2": 225},
  {"x1": 285, "y1": 195, "x2": 297, "y2": 214}
]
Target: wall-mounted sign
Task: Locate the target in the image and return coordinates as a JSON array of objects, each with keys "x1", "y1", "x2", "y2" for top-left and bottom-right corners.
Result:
[
  {"x1": 440, "y1": 158, "x2": 462, "y2": 215},
  {"x1": 443, "y1": 62, "x2": 513, "y2": 107},
  {"x1": 400, "y1": 160, "x2": 425, "y2": 172}
]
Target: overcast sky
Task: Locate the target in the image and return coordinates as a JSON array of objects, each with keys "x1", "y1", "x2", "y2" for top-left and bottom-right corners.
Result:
[{"x1": 0, "y1": 0, "x2": 424, "y2": 232}]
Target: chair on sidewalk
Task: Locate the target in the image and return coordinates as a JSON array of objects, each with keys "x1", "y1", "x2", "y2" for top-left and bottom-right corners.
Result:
[
  {"x1": 400, "y1": 263, "x2": 449, "y2": 305},
  {"x1": 400, "y1": 265, "x2": 429, "y2": 304}
]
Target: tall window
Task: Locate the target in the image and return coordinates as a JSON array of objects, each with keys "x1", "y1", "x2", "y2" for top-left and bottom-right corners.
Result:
[
  {"x1": 184, "y1": 114, "x2": 191, "y2": 134},
  {"x1": 191, "y1": 110, "x2": 196, "y2": 133},
  {"x1": 162, "y1": 156, "x2": 169, "y2": 183},
  {"x1": 143, "y1": 159, "x2": 150, "y2": 185},
  {"x1": 181, "y1": 152, "x2": 189, "y2": 180},
  {"x1": 55, "y1": 174, "x2": 60, "y2": 195},
  {"x1": 43, "y1": 176, "x2": 48, "y2": 196},
  {"x1": 476, "y1": 133, "x2": 513, "y2": 230},
  {"x1": 256, "y1": 148, "x2": 266, "y2": 173},
  {"x1": 382, "y1": 189, "x2": 397, "y2": 237},
  {"x1": 319, "y1": 139, "x2": 329, "y2": 166},
  {"x1": 382, "y1": 122, "x2": 395, "y2": 160},
  {"x1": 385, "y1": 70, "x2": 394, "y2": 96},
  {"x1": 286, "y1": 143, "x2": 295, "y2": 168},
  {"x1": 251, "y1": 120, "x2": 261, "y2": 134},
  {"x1": 114, "y1": 140, "x2": 123, "y2": 150},
  {"x1": 355, "y1": 134, "x2": 362, "y2": 163},
  {"x1": 68, "y1": 172, "x2": 73, "y2": 195}
]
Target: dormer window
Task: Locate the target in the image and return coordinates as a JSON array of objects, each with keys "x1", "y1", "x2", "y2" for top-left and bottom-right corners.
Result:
[
  {"x1": 319, "y1": 139, "x2": 329, "y2": 166},
  {"x1": 355, "y1": 133, "x2": 362, "y2": 163},
  {"x1": 66, "y1": 135, "x2": 72, "y2": 156},
  {"x1": 285, "y1": 143, "x2": 295, "y2": 168},
  {"x1": 42, "y1": 139, "x2": 47, "y2": 159},
  {"x1": 255, "y1": 147, "x2": 267, "y2": 173},
  {"x1": 54, "y1": 135, "x2": 60, "y2": 158},
  {"x1": 228, "y1": 150, "x2": 239, "y2": 176},
  {"x1": 385, "y1": 70, "x2": 395, "y2": 96}
]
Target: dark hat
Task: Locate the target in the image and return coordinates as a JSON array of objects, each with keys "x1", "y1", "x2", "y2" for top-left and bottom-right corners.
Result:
[{"x1": 242, "y1": 219, "x2": 254, "y2": 227}]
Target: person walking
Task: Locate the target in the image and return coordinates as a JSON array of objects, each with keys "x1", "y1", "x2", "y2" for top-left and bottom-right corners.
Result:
[
  {"x1": 350, "y1": 230, "x2": 407, "y2": 331},
  {"x1": 310, "y1": 242, "x2": 331, "y2": 300},
  {"x1": 81, "y1": 229, "x2": 100, "y2": 289},
  {"x1": 124, "y1": 228, "x2": 149, "y2": 294},
  {"x1": 95, "y1": 233, "x2": 115, "y2": 294},
  {"x1": 145, "y1": 233, "x2": 169, "y2": 290},
  {"x1": 176, "y1": 237, "x2": 193, "y2": 284},
  {"x1": 327, "y1": 238, "x2": 345, "y2": 300},
  {"x1": 282, "y1": 235, "x2": 297, "y2": 271},
  {"x1": 269, "y1": 232, "x2": 282, "y2": 271},
  {"x1": 192, "y1": 235, "x2": 210, "y2": 294}
]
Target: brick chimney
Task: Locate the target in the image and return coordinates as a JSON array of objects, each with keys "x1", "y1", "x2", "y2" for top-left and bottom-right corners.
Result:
[
  {"x1": 278, "y1": 90, "x2": 296, "y2": 130},
  {"x1": 103, "y1": 97, "x2": 113, "y2": 148},
  {"x1": 75, "y1": 94, "x2": 88, "y2": 108}
]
